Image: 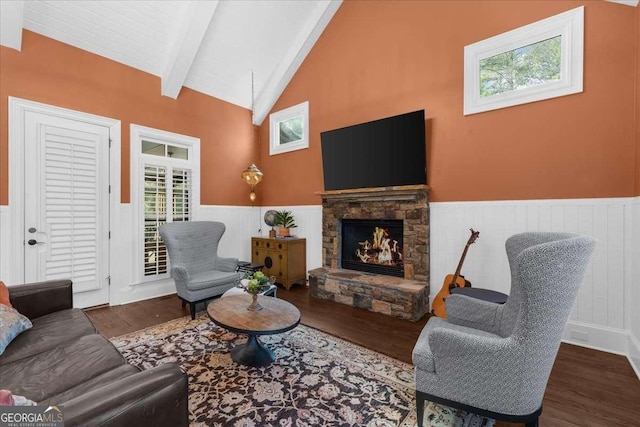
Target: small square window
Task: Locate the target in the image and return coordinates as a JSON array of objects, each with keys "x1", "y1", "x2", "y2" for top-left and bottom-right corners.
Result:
[{"x1": 270, "y1": 101, "x2": 309, "y2": 155}]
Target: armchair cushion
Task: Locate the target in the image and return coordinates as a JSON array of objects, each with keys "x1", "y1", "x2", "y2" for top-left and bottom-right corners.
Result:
[
  {"x1": 187, "y1": 270, "x2": 243, "y2": 291},
  {"x1": 445, "y1": 294, "x2": 501, "y2": 334},
  {"x1": 413, "y1": 317, "x2": 500, "y2": 373}
]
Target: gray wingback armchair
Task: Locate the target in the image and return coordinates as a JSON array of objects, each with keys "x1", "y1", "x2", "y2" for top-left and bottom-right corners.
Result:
[
  {"x1": 413, "y1": 232, "x2": 596, "y2": 427},
  {"x1": 159, "y1": 221, "x2": 243, "y2": 319}
]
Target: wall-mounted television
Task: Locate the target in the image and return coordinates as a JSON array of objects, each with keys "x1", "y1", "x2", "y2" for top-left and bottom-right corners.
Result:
[{"x1": 320, "y1": 110, "x2": 426, "y2": 191}]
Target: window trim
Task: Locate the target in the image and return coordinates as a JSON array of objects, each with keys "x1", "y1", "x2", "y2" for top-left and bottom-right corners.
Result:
[
  {"x1": 269, "y1": 101, "x2": 309, "y2": 155},
  {"x1": 130, "y1": 124, "x2": 200, "y2": 284},
  {"x1": 463, "y1": 6, "x2": 584, "y2": 116}
]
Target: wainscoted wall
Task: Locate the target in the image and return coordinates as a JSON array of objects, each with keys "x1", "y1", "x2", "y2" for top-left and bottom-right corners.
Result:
[
  {"x1": 0, "y1": 206, "x2": 9, "y2": 283},
  {"x1": 197, "y1": 205, "x2": 324, "y2": 273},
  {"x1": 1, "y1": 198, "x2": 638, "y2": 374},
  {"x1": 431, "y1": 197, "x2": 638, "y2": 375},
  {"x1": 110, "y1": 204, "x2": 262, "y2": 306},
  {"x1": 255, "y1": 197, "x2": 638, "y2": 372}
]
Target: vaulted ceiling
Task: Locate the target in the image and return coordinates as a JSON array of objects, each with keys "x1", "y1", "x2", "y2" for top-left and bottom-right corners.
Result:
[{"x1": 0, "y1": 0, "x2": 342, "y2": 125}]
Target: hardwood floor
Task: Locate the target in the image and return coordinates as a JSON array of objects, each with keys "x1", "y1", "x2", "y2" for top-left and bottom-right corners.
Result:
[{"x1": 86, "y1": 285, "x2": 640, "y2": 427}]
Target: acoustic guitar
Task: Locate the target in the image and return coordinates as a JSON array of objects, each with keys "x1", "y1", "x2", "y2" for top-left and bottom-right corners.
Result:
[{"x1": 431, "y1": 229, "x2": 480, "y2": 318}]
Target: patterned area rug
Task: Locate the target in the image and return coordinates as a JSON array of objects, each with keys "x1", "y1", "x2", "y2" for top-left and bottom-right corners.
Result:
[{"x1": 111, "y1": 314, "x2": 492, "y2": 427}]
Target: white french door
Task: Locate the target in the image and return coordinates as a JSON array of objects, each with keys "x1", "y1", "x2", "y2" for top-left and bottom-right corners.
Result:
[{"x1": 23, "y1": 111, "x2": 110, "y2": 307}]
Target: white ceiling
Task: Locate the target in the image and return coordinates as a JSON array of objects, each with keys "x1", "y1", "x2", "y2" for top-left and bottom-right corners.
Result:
[{"x1": 0, "y1": 0, "x2": 342, "y2": 124}]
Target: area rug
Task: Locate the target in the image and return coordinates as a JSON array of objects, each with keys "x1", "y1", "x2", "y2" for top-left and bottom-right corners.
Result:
[{"x1": 111, "y1": 314, "x2": 493, "y2": 427}]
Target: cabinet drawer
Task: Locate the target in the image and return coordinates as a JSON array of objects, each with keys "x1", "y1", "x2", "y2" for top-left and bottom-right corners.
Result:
[{"x1": 252, "y1": 238, "x2": 285, "y2": 252}]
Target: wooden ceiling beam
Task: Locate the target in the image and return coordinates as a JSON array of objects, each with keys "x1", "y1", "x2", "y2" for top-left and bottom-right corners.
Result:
[
  {"x1": 161, "y1": 0, "x2": 219, "y2": 99},
  {"x1": 0, "y1": 0, "x2": 24, "y2": 51}
]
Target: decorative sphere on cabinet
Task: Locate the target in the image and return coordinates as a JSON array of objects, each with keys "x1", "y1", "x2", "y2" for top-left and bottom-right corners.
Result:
[{"x1": 264, "y1": 210, "x2": 278, "y2": 227}]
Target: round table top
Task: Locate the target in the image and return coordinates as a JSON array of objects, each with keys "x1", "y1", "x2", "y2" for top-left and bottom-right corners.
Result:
[{"x1": 207, "y1": 295, "x2": 300, "y2": 336}]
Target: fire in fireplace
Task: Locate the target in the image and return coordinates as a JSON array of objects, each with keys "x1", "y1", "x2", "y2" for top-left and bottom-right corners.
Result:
[{"x1": 341, "y1": 219, "x2": 404, "y2": 277}]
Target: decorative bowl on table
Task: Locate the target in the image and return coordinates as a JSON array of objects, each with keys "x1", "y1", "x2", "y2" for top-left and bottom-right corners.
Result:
[{"x1": 240, "y1": 271, "x2": 275, "y2": 311}]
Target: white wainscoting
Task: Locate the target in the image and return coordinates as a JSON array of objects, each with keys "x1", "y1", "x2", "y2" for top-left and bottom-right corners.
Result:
[
  {"x1": 629, "y1": 198, "x2": 640, "y2": 377},
  {"x1": 2, "y1": 197, "x2": 638, "y2": 375},
  {"x1": 430, "y1": 197, "x2": 637, "y2": 372},
  {"x1": 112, "y1": 204, "x2": 262, "y2": 306},
  {"x1": 0, "y1": 205, "x2": 10, "y2": 283},
  {"x1": 198, "y1": 205, "x2": 324, "y2": 275},
  {"x1": 109, "y1": 203, "x2": 177, "y2": 306},
  {"x1": 257, "y1": 206, "x2": 324, "y2": 273}
]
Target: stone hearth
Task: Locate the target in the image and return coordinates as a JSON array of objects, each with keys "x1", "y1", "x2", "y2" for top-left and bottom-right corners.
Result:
[
  {"x1": 313, "y1": 185, "x2": 430, "y2": 321},
  {"x1": 309, "y1": 267, "x2": 429, "y2": 321}
]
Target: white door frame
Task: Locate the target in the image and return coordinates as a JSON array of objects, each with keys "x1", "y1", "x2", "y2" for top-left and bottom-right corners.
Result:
[{"x1": 7, "y1": 97, "x2": 121, "y2": 300}]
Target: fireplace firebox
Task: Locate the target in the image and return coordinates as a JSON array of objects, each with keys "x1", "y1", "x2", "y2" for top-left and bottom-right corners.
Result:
[{"x1": 341, "y1": 219, "x2": 404, "y2": 277}]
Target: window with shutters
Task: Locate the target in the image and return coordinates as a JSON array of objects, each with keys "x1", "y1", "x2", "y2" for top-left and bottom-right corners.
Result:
[{"x1": 131, "y1": 125, "x2": 200, "y2": 283}]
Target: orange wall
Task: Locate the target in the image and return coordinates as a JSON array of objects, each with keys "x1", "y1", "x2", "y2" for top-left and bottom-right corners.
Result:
[
  {"x1": 0, "y1": 30, "x2": 258, "y2": 206},
  {"x1": 258, "y1": 1, "x2": 637, "y2": 204}
]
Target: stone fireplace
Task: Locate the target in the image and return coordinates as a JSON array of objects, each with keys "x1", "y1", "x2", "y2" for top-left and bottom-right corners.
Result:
[{"x1": 309, "y1": 185, "x2": 430, "y2": 321}]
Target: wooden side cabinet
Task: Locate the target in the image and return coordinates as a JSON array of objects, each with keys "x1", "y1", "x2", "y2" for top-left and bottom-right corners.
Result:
[{"x1": 251, "y1": 237, "x2": 306, "y2": 290}]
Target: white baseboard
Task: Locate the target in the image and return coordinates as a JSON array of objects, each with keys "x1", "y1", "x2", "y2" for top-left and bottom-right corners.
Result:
[
  {"x1": 563, "y1": 320, "x2": 630, "y2": 356},
  {"x1": 116, "y1": 278, "x2": 178, "y2": 306},
  {"x1": 629, "y1": 333, "x2": 640, "y2": 379},
  {"x1": 562, "y1": 320, "x2": 640, "y2": 380}
]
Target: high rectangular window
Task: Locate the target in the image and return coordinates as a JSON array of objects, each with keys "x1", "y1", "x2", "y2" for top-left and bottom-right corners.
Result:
[{"x1": 464, "y1": 7, "x2": 583, "y2": 115}]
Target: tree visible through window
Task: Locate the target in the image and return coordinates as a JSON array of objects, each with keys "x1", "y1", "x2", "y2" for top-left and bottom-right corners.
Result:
[{"x1": 480, "y1": 36, "x2": 561, "y2": 98}]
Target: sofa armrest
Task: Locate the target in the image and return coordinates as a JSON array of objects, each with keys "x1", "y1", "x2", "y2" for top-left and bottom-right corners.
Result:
[
  {"x1": 9, "y1": 279, "x2": 73, "y2": 320},
  {"x1": 61, "y1": 363, "x2": 189, "y2": 427},
  {"x1": 215, "y1": 256, "x2": 239, "y2": 272}
]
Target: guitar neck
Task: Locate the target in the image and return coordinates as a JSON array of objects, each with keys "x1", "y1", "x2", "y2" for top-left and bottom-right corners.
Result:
[{"x1": 451, "y1": 244, "x2": 471, "y2": 283}]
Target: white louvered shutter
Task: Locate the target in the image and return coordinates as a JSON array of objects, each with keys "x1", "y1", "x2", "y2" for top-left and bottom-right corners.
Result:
[
  {"x1": 142, "y1": 164, "x2": 191, "y2": 278},
  {"x1": 41, "y1": 125, "x2": 103, "y2": 292}
]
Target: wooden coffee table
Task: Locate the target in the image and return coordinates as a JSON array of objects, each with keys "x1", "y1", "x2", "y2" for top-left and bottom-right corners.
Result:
[{"x1": 207, "y1": 295, "x2": 300, "y2": 367}]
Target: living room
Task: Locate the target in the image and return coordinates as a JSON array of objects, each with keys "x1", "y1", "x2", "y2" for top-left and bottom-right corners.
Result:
[{"x1": 1, "y1": 0, "x2": 639, "y2": 426}]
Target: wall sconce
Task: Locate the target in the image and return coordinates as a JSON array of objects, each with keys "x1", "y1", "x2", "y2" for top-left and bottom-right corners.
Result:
[{"x1": 241, "y1": 164, "x2": 263, "y2": 202}]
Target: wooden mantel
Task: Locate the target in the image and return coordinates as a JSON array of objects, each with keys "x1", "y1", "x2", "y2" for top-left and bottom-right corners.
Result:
[{"x1": 316, "y1": 184, "x2": 429, "y2": 197}]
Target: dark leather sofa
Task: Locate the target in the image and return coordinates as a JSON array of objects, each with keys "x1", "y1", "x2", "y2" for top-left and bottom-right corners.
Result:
[{"x1": 0, "y1": 279, "x2": 189, "y2": 426}]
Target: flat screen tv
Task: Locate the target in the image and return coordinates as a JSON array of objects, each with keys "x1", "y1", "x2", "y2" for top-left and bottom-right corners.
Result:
[{"x1": 320, "y1": 110, "x2": 426, "y2": 191}]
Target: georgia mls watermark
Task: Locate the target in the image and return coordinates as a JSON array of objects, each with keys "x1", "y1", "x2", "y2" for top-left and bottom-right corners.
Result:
[{"x1": 0, "y1": 406, "x2": 64, "y2": 427}]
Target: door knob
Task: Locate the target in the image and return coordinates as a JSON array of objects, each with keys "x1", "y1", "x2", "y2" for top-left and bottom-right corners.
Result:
[{"x1": 27, "y1": 239, "x2": 44, "y2": 246}]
